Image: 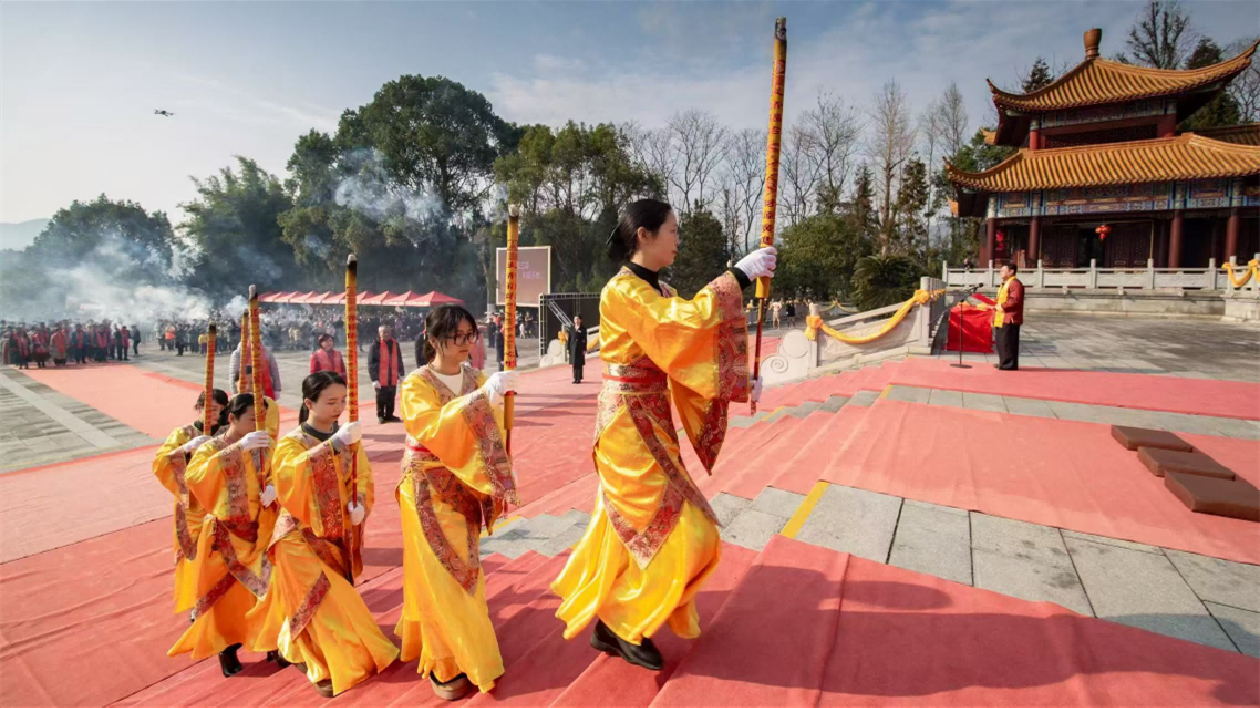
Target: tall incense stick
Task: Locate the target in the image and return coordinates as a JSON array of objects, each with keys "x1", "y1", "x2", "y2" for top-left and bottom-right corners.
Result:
[
  {"x1": 248, "y1": 286, "x2": 267, "y2": 473},
  {"x1": 504, "y1": 205, "x2": 519, "y2": 455},
  {"x1": 344, "y1": 255, "x2": 360, "y2": 584},
  {"x1": 203, "y1": 323, "x2": 217, "y2": 432},
  {"x1": 751, "y1": 17, "x2": 787, "y2": 415}
]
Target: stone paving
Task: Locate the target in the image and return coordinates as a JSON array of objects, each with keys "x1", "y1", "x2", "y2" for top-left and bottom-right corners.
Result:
[
  {"x1": 927, "y1": 311, "x2": 1260, "y2": 381},
  {"x1": 0, "y1": 368, "x2": 157, "y2": 472}
]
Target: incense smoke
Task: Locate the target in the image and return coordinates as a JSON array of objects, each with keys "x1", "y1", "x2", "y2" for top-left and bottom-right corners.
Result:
[{"x1": 334, "y1": 148, "x2": 446, "y2": 230}]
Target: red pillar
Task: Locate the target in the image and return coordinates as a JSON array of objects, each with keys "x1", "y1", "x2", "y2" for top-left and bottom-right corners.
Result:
[
  {"x1": 1029, "y1": 216, "x2": 1041, "y2": 265},
  {"x1": 1226, "y1": 207, "x2": 1240, "y2": 261},
  {"x1": 1169, "y1": 209, "x2": 1184, "y2": 269},
  {"x1": 1029, "y1": 127, "x2": 1040, "y2": 151},
  {"x1": 985, "y1": 218, "x2": 996, "y2": 265},
  {"x1": 1158, "y1": 114, "x2": 1177, "y2": 138}
]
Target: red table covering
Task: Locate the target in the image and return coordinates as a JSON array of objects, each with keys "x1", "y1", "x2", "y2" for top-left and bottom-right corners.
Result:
[{"x1": 947, "y1": 304, "x2": 993, "y2": 353}]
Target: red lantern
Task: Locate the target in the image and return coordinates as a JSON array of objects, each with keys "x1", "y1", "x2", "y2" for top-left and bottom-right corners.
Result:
[
  {"x1": 1095, "y1": 224, "x2": 1111, "y2": 241},
  {"x1": 995, "y1": 230, "x2": 1005, "y2": 245}
]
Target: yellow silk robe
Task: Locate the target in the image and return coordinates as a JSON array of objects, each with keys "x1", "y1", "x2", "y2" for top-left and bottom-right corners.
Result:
[
  {"x1": 993, "y1": 277, "x2": 1013, "y2": 328},
  {"x1": 395, "y1": 365, "x2": 518, "y2": 693},
  {"x1": 247, "y1": 426, "x2": 398, "y2": 696},
  {"x1": 553, "y1": 267, "x2": 748, "y2": 645},
  {"x1": 153, "y1": 424, "x2": 211, "y2": 613},
  {"x1": 168, "y1": 435, "x2": 278, "y2": 660}
]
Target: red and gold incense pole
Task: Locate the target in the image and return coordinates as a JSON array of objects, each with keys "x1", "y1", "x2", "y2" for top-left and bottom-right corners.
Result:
[
  {"x1": 751, "y1": 17, "x2": 787, "y2": 415},
  {"x1": 344, "y1": 255, "x2": 360, "y2": 510},
  {"x1": 248, "y1": 286, "x2": 267, "y2": 471},
  {"x1": 504, "y1": 205, "x2": 519, "y2": 455},
  {"x1": 203, "y1": 323, "x2": 217, "y2": 432}
]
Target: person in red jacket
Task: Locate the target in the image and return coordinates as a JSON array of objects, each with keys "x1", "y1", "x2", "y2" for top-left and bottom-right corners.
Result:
[
  {"x1": 308, "y1": 333, "x2": 347, "y2": 377},
  {"x1": 368, "y1": 324, "x2": 404, "y2": 423},
  {"x1": 993, "y1": 263, "x2": 1025, "y2": 371}
]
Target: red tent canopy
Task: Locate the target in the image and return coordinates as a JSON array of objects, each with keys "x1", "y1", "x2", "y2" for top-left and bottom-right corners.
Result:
[
  {"x1": 382, "y1": 290, "x2": 416, "y2": 306},
  {"x1": 415, "y1": 290, "x2": 464, "y2": 307},
  {"x1": 361, "y1": 291, "x2": 396, "y2": 305},
  {"x1": 290, "y1": 291, "x2": 322, "y2": 304},
  {"x1": 258, "y1": 291, "x2": 279, "y2": 302},
  {"x1": 310, "y1": 291, "x2": 338, "y2": 304},
  {"x1": 274, "y1": 291, "x2": 303, "y2": 303}
]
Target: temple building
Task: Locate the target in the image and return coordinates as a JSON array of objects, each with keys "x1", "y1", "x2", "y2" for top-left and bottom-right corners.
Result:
[{"x1": 948, "y1": 28, "x2": 1260, "y2": 269}]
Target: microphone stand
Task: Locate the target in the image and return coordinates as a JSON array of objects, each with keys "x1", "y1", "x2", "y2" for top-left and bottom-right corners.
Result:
[{"x1": 951, "y1": 285, "x2": 981, "y2": 369}]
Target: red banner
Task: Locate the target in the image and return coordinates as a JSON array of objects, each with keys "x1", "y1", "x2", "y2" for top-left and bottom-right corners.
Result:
[{"x1": 946, "y1": 305, "x2": 993, "y2": 353}]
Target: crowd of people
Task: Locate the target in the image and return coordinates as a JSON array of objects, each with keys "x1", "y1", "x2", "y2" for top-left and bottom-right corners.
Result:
[
  {"x1": 2, "y1": 320, "x2": 141, "y2": 369},
  {"x1": 144, "y1": 198, "x2": 776, "y2": 701}
]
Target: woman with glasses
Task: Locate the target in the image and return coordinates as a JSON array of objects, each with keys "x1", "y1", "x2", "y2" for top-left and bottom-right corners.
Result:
[
  {"x1": 395, "y1": 305, "x2": 519, "y2": 700},
  {"x1": 551, "y1": 198, "x2": 774, "y2": 671}
]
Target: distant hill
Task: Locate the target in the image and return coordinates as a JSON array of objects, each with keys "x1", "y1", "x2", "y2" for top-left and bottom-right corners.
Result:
[{"x1": 0, "y1": 219, "x2": 49, "y2": 251}]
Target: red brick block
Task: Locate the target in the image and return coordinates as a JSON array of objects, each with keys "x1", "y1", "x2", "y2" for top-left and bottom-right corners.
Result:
[
  {"x1": 1111, "y1": 426, "x2": 1193, "y2": 452},
  {"x1": 1165, "y1": 473, "x2": 1260, "y2": 522},
  {"x1": 1137, "y1": 447, "x2": 1236, "y2": 480}
]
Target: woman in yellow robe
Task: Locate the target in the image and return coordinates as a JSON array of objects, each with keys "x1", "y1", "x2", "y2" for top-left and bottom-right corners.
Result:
[
  {"x1": 552, "y1": 198, "x2": 774, "y2": 670},
  {"x1": 247, "y1": 371, "x2": 398, "y2": 698},
  {"x1": 168, "y1": 393, "x2": 280, "y2": 676},
  {"x1": 395, "y1": 305, "x2": 519, "y2": 701},
  {"x1": 153, "y1": 389, "x2": 228, "y2": 616}
]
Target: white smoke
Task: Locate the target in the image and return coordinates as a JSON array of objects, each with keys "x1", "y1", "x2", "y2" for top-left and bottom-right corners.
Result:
[
  {"x1": 334, "y1": 148, "x2": 446, "y2": 226},
  {"x1": 1, "y1": 230, "x2": 221, "y2": 326}
]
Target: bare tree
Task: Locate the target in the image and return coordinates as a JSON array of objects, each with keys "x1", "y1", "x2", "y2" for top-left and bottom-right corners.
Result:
[
  {"x1": 725, "y1": 128, "x2": 766, "y2": 254},
  {"x1": 1227, "y1": 37, "x2": 1260, "y2": 122},
  {"x1": 803, "y1": 93, "x2": 862, "y2": 215},
  {"x1": 780, "y1": 122, "x2": 822, "y2": 229},
  {"x1": 921, "y1": 83, "x2": 971, "y2": 251},
  {"x1": 667, "y1": 110, "x2": 729, "y2": 215},
  {"x1": 622, "y1": 121, "x2": 677, "y2": 203},
  {"x1": 1126, "y1": 0, "x2": 1197, "y2": 69},
  {"x1": 868, "y1": 78, "x2": 916, "y2": 254}
]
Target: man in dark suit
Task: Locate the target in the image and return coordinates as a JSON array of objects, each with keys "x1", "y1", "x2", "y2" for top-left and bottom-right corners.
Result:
[
  {"x1": 568, "y1": 315, "x2": 588, "y2": 384},
  {"x1": 993, "y1": 264, "x2": 1025, "y2": 371},
  {"x1": 369, "y1": 325, "x2": 405, "y2": 423}
]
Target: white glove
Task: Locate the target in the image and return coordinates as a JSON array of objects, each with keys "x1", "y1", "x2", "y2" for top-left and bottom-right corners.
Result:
[
  {"x1": 260, "y1": 484, "x2": 277, "y2": 507},
  {"x1": 332, "y1": 421, "x2": 361, "y2": 449},
  {"x1": 180, "y1": 435, "x2": 212, "y2": 454},
  {"x1": 240, "y1": 431, "x2": 271, "y2": 451},
  {"x1": 348, "y1": 502, "x2": 365, "y2": 526},
  {"x1": 372, "y1": 381, "x2": 381, "y2": 390},
  {"x1": 735, "y1": 247, "x2": 777, "y2": 281},
  {"x1": 482, "y1": 370, "x2": 519, "y2": 407},
  {"x1": 751, "y1": 377, "x2": 763, "y2": 404}
]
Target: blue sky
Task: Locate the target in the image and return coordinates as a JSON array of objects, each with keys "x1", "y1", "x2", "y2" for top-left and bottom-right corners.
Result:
[{"x1": 2, "y1": 0, "x2": 1256, "y2": 225}]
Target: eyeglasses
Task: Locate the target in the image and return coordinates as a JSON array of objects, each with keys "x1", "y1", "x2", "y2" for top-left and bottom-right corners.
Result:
[{"x1": 442, "y1": 332, "x2": 479, "y2": 345}]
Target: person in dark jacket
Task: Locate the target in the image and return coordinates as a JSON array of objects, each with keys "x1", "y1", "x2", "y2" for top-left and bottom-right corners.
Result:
[
  {"x1": 368, "y1": 325, "x2": 405, "y2": 423},
  {"x1": 567, "y1": 315, "x2": 588, "y2": 384}
]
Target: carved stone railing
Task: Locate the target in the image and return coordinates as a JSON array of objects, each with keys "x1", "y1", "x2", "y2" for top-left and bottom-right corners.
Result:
[
  {"x1": 942, "y1": 256, "x2": 1260, "y2": 294},
  {"x1": 760, "y1": 277, "x2": 966, "y2": 384}
]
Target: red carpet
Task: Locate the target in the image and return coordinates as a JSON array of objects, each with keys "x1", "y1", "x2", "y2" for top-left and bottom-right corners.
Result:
[
  {"x1": 821, "y1": 400, "x2": 1260, "y2": 564},
  {"x1": 0, "y1": 364, "x2": 599, "y2": 707},
  {"x1": 656, "y1": 536, "x2": 1258, "y2": 706},
  {"x1": 892, "y1": 358, "x2": 1260, "y2": 420}
]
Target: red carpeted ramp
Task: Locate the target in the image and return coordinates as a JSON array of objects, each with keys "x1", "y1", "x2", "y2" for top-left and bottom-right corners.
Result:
[
  {"x1": 0, "y1": 375, "x2": 601, "y2": 707},
  {"x1": 822, "y1": 400, "x2": 1260, "y2": 564},
  {"x1": 656, "y1": 536, "x2": 1259, "y2": 706},
  {"x1": 892, "y1": 358, "x2": 1260, "y2": 420}
]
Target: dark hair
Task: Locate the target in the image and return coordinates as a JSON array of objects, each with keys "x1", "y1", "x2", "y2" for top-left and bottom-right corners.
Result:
[
  {"x1": 195, "y1": 388, "x2": 229, "y2": 411},
  {"x1": 317, "y1": 333, "x2": 333, "y2": 345},
  {"x1": 225, "y1": 393, "x2": 255, "y2": 423},
  {"x1": 423, "y1": 305, "x2": 478, "y2": 363},
  {"x1": 299, "y1": 371, "x2": 347, "y2": 424},
  {"x1": 607, "y1": 198, "x2": 673, "y2": 262},
  {"x1": 1005, "y1": 263, "x2": 1019, "y2": 274}
]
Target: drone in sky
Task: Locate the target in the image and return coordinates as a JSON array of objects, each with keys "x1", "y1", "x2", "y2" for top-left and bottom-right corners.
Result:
[{"x1": 153, "y1": 109, "x2": 175, "y2": 117}]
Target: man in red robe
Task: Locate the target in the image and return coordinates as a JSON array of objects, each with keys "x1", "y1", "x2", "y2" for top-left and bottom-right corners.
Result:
[
  {"x1": 368, "y1": 324, "x2": 404, "y2": 423},
  {"x1": 50, "y1": 326, "x2": 68, "y2": 366},
  {"x1": 993, "y1": 264, "x2": 1025, "y2": 371}
]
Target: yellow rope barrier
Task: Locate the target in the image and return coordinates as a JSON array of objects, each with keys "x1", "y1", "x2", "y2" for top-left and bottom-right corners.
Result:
[
  {"x1": 805, "y1": 289, "x2": 944, "y2": 345},
  {"x1": 1221, "y1": 259, "x2": 1260, "y2": 288}
]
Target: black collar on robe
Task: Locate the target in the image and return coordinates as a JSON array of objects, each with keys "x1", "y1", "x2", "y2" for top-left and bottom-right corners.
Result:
[
  {"x1": 626, "y1": 262, "x2": 661, "y2": 291},
  {"x1": 302, "y1": 421, "x2": 340, "y2": 443}
]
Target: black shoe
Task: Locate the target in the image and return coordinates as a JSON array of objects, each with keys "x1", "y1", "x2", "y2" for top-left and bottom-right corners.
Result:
[
  {"x1": 386, "y1": 415, "x2": 402, "y2": 423},
  {"x1": 378, "y1": 417, "x2": 386, "y2": 424},
  {"x1": 218, "y1": 644, "x2": 243, "y2": 677},
  {"x1": 266, "y1": 650, "x2": 291, "y2": 669},
  {"x1": 590, "y1": 620, "x2": 663, "y2": 671}
]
